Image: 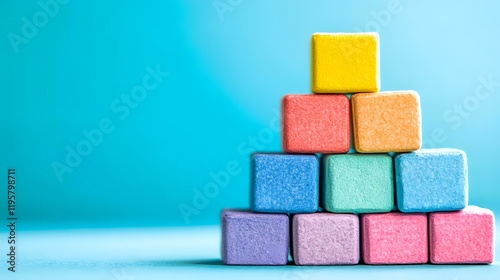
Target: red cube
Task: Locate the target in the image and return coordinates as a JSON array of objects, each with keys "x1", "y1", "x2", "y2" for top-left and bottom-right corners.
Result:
[
  {"x1": 361, "y1": 213, "x2": 428, "y2": 264},
  {"x1": 430, "y1": 206, "x2": 495, "y2": 264},
  {"x1": 282, "y1": 94, "x2": 350, "y2": 153}
]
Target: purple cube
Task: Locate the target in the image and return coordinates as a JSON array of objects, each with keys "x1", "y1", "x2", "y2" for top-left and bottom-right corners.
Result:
[
  {"x1": 292, "y1": 213, "x2": 359, "y2": 265},
  {"x1": 222, "y1": 210, "x2": 289, "y2": 265}
]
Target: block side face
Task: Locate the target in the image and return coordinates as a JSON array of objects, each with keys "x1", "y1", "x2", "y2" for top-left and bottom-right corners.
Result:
[
  {"x1": 361, "y1": 215, "x2": 372, "y2": 263},
  {"x1": 252, "y1": 154, "x2": 319, "y2": 213},
  {"x1": 312, "y1": 33, "x2": 379, "y2": 93},
  {"x1": 361, "y1": 213, "x2": 428, "y2": 264},
  {"x1": 394, "y1": 154, "x2": 406, "y2": 211},
  {"x1": 352, "y1": 92, "x2": 422, "y2": 153},
  {"x1": 281, "y1": 95, "x2": 292, "y2": 152},
  {"x1": 428, "y1": 213, "x2": 437, "y2": 263},
  {"x1": 430, "y1": 208, "x2": 494, "y2": 264},
  {"x1": 293, "y1": 213, "x2": 359, "y2": 265},
  {"x1": 350, "y1": 95, "x2": 362, "y2": 153},
  {"x1": 322, "y1": 156, "x2": 335, "y2": 212},
  {"x1": 282, "y1": 95, "x2": 350, "y2": 153},
  {"x1": 396, "y1": 150, "x2": 467, "y2": 212},
  {"x1": 223, "y1": 212, "x2": 289, "y2": 265},
  {"x1": 351, "y1": 93, "x2": 377, "y2": 153},
  {"x1": 291, "y1": 215, "x2": 301, "y2": 264},
  {"x1": 310, "y1": 33, "x2": 324, "y2": 92},
  {"x1": 221, "y1": 212, "x2": 230, "y2": 264},
  {"x1": 324, "y1": 154, "x2": 394, "y2": 213}
]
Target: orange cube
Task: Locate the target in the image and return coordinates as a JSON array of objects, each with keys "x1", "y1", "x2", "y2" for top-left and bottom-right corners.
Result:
[{"x1": 351, "y1": 91, "x2": 422, "y2": 153}]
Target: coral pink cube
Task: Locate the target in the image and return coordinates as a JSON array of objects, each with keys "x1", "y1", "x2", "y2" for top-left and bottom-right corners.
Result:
[
  {"x1": 362, "y1": 213, "x2": 428, "y2": 264},
  {"x1": 430, "y1": 206, "x2": 495, "y2": 264},
  {"x1": 282, "y1": 94, "x2": 350, "y2": 154}
]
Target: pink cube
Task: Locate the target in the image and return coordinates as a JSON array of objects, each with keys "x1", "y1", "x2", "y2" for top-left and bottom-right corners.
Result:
[
  {"x1": 292, "y1": 213, "x2": 359, "y2": 265},
  {"x1": 362, "y1": 213, "x2": 428, "y2": 264},
  {"x1": 430, "y1": 206, "x2": 495, "y2": 264}
]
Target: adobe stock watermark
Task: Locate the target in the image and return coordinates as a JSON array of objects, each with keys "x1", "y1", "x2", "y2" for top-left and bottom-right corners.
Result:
[
  {"x1": 51, "y1": 65, "x2": 169, "y2": 182},
  {"x1": 178, "y1": 109, "x2": 280, "y2": 224},
  {"x1": 213, "y1": 0, "x2": 243, "y2": 22},
  {"x1": 185, "y1": 0, "x2": 409, "y2": 225},
  {"x1": 354, "y1": 0, "x2": 407, "y2": 33},
  {"x1": 424, "y1": 74, "x2": 500, "y2": 148},
  {"x1": 340, "y1": 0, "x2": 407, "y2": 60},
  {"x1": 110, "y1": 269, "x2": 136, "y2": 280},
  {"x1": 7, "y1": 0, "x2": 70, "y2": 54},
  {"x1": 282, "y1": 267, "x2": 317, "y2": 280}
]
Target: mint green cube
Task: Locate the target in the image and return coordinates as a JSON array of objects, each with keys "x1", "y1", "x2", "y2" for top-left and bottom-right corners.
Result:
[{"x1": 322, "y1": 154, "x2": 394, "y2": 213}]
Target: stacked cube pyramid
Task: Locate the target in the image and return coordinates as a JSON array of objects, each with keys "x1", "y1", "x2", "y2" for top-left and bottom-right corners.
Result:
[{"x1": 222, "y1": 32, "x2": 495, "y2": 266}]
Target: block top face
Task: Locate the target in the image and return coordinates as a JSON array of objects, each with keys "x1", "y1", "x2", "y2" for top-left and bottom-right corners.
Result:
[
  {"x1": 222, "y1": 210, "x2": 289, "y2": 265},
  {"x1": 292, "y1": 213, "x2": 359, "y2": 265},
  {"x1": 429, "y1": 206, "x2": 494, "y2": 264},
  {"x1": 351, "y1": 91, "x2": 422, "y2": 153},
  {"x1": 222, "y1": 210, "x2": 289, "y2": 224},
  {"x1": 429, "y1": 205, "x2": 494, "y2": 220},
  {"x1": 322, "y1": 154, "x2": 394, "y2": 213},
  {"x1": 293, "y1": 212, "x2": 358, "y2": 225},
  {"x1": 312, "y1": 32, "x2": 380, "y2": 93},
  {"x1": 362, "y1": 212, "x2": 427, "y2": 224},
  {"x1": 282, "y1": 94, "x2": 350, "y2": 154},
  {"x1": 395, "y1": 148, "x2": 468, "y2": 212},
  {"x1": 252, "y1": 154, "x2": 319, "y2": 213},
  {"x1": 362, "y1": 213, "x2": 428, "y2": 264},
  {"x1": 398, "y1": 148, "x2": 465, "y2": 158}
]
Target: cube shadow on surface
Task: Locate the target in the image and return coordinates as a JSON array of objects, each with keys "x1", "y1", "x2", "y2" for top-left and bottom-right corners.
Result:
[
  {"x1": 252, "y1": 153, "x2": 319, "y2": 213},
  {"x1": 351, "y1": 91, "x2": 422, "y2": 153},
  {"x1": 312, "y1": 32, "x2": 380, "y2": 93},
  {"x1": 282, "y1": 94, "x2": 350, "y2": 154},
  {"x1": 322, "y1": 154, "x2": 393, "y2": 213},
  {"x1": 361, "y1": 212, "x2": 428, "y2": 264},
  {"x1": 395, "y1": 148, "x2": 468, "y2": 212},
  {"x1": 221, "y1": 210, "x2": 289, "y2": 265},
  {"x1": 292, "y1": 213, "x2": 359, "y2": 265},
  {"x1": 430, "y1": 206, "x2": 495, "y2": 264}
]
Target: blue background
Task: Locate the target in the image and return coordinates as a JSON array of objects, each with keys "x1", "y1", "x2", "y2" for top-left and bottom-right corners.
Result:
[{"x1": 1, "y1": 0, "x2": 500, "y2": 229}]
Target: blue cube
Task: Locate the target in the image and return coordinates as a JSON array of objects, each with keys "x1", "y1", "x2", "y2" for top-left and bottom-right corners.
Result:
[
  {"x1": 251, "y1": 153, "x2": 319, "y2": 213},
  {"x1": 395, "y1": 149, "x2": 468, "y2": 212}
]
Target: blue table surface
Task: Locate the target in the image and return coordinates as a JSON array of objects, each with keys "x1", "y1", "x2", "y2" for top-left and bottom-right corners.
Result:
[{"x1": 1, "y1": 224, "x2": 499, "y2": 280}]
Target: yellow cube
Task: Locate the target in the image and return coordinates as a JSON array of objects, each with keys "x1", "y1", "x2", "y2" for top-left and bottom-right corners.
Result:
[{"x1": 312, "y1": 32, "x2": 380, "y2": 93}]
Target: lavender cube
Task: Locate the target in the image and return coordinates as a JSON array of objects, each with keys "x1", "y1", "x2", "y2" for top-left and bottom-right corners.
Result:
[
  {"x1": 222, "y1": 210, "x2": 289, "y2": 265},
  {"x1": 292, "y1": 213, "x2": 359, "y2": 265}
]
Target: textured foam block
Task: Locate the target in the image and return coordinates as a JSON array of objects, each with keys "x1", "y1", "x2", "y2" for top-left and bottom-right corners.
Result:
[
  {"x1": 312, "y1": 32, "x2": 380, "y2": 93},
  {"x1": 322, "y1": 154, "x2": 393, "y2": 213},
  {"x1": 221, "y1": 210, "x2": 289, "y2": 265},
  {"x1": 351, "y1": 91, "x2": 422, "y2": 153},
  {"x1": 292, "y1": 213, "x2": 359, "y2": 265},
  {"x1": 395, "y1": 148, "x2": 468, "y2": 212},
  {"x1": 430, "y1": 206, "x2": 495, "y2": 264},
  {"x1": 282, "y1": 94, "x2": 350, "y2": 153},
  {"x1": 362, "y1": 213, "x2": 428, "y2": 264},
  {"x1": 252, "y1": 154, "x2": 319, "y2": 213}
]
